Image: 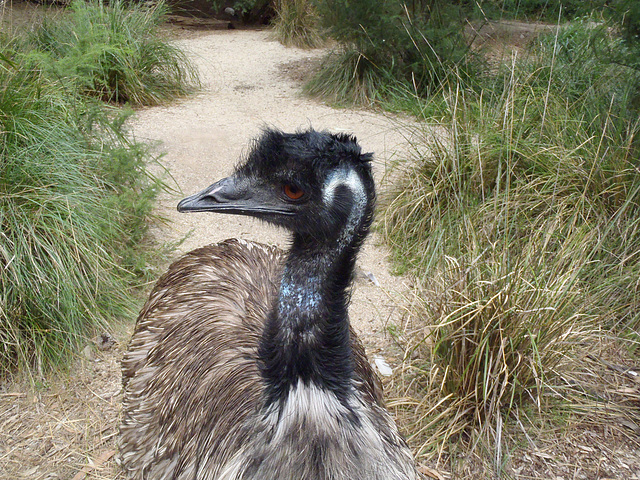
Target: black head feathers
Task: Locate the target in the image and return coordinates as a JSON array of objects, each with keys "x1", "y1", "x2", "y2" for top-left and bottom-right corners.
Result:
[
  {"x1": 178, "y1": 128, "x2": 375, "y2": 242},
  {"x1": 237, "y1": 128, "x2": 373, "y2": 185}
]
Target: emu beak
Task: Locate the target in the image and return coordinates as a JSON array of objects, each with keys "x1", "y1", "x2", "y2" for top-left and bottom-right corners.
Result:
[
  {"x1": 178, "y1": 176, "x2": 247, "y2": 213},
  {"x1": 177, "y1": 175, "x2": 294, "y2": 217}
]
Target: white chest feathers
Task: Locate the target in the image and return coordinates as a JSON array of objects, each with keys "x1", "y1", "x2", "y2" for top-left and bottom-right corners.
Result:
[{"x1": 202, "y1": 381, "x2": 417, "y2": 480}]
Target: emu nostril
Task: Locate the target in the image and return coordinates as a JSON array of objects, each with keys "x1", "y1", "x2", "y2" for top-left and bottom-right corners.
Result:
[{"x1": 207, "y1": 177, "x2": 247, "y2": 202}]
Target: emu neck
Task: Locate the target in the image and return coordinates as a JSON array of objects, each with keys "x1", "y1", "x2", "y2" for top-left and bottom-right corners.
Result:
[{"x1": 259, "y1": 234, "x2": 358, "y2": 406}]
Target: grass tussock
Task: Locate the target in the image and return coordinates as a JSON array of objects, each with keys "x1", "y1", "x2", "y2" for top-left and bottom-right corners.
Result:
[
  {"x1": 0, "y1": 1, "x2": 189, "y2": 376},
  {"x1": 381, "y1": 19, "x2": 640, "y2": 475},
  {"x1": 303, "y1": 47, "x2": 394, "y2": 106},
  {"x1": 305, "y1": 0, "x2": 479, "y2": 106},
  {"x1": 27, "y1": 0, "x2": 199, "y2": 105},
  {"x1": 271, "y1": 0, "x2": 324, "y2": 49}
]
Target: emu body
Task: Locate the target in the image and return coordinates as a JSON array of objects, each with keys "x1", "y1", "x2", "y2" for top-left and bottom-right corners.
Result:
[{"x1": 120, "y1": 129, "x2": 418, "y2": 480}]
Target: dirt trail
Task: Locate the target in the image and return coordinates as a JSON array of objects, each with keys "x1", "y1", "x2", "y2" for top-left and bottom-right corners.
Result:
[{"x1": 132, "y1": 28, "x2": 414, "y2": 351}]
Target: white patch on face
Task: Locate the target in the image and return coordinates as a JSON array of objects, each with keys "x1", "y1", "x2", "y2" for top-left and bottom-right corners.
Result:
[
  {"x1": 322, "y1": 167, "x2": 368, "y2": 249},
  {"x1": 322, "y1": 167, "x2": 366, "y2": 208}
]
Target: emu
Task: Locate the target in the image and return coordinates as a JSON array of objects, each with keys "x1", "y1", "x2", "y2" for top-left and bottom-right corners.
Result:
[{"x1": 119, "y1": 128, "x2": 418, "y2": 480}]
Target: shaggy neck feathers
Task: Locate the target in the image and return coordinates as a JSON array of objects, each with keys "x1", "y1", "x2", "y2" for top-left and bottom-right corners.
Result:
[{"x1": 259, "y1": 167, "x2": 372, "y2": 407}]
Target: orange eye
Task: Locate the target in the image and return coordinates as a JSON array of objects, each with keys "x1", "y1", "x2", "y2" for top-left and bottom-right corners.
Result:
[{"x1": 283, "y1": 184, "x2": 304, "y2": 200}]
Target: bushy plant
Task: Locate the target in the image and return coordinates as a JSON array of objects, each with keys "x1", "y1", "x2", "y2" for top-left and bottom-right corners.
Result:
[
  {"x1": 531, "y1": 19, "x2": 640, "y2": 122},
  {"x1": 381, "y1": 20, "x2": 640, "y2": 471},
  {"x1": 0, "y1": 42, "x2": 163, "y2": 375},
  {"x1": 307, "y1": 0, "x2": 479, "y2": 104},
  {"x1": 485, "y1": 0, "x2": 604, "y2": 20},
  {"x1": 28, "y1": 0, "x2": 199, "y2": 105},
  {"x1": 271, "y1": 0, "x2": 323, "y2": 48},
  {"x1": 607, "y1": 0, "x2": 640, "y2": 70}
]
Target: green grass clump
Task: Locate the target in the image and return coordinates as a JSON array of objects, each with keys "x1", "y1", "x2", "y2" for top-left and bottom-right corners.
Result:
[
  {"x1": 306, "y1": 0, "x2": 479, "y2": 105},
  {"x1": 28, "y1": 0, "x2": 198, "y2": 105},
  {"x1": 0, "y1": 41, "x2": 163, "y2": 376},
  {"x1": 381, "y1": 18, "x2": 640, "y2": 474},
  {"x1": 480, "y1": 0, "x2": 607, "y2": 21},
  {"x1": 303, "y1": 47, "x2": 395, "y2": 106},
  {"x1": 531, "y1": 18, "x2": 640, "y2": 125},
  {"x1": 271, "y1": 0, "x2": 323, "y2": 49}
]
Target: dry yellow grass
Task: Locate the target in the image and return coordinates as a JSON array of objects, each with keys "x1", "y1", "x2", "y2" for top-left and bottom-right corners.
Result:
[{"x1": 0, "y1": 336, "x2": 125, "y2": 480}]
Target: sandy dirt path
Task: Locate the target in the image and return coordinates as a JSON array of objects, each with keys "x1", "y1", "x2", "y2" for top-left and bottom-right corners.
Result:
[{"x1": 132, "y1": 28, "x2": 414, "y2": 352}]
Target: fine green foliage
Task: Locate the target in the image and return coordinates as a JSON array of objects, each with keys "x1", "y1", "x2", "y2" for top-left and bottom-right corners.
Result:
[
  {"x1": 0, "y1": 39, "x2": 164, "y2": 375},
  {"x1": 532, "y1": 19, "x2": 640, "y2": 123},
  {"x1": 271, "y1": 0, "x2": 323, "y2": 49},
  {"x1": 27, "y1": 0, "x2": 199, "y2": 105},
  {"x1": 306, "y1": 0, "x2": 479, "y2": 105},
  {"x1": 303, "y1": 47, "x2": 394, "y2": 106},
  {"x1": 607, "y1": 0, "x2": 640, "y2": 70},
  {"x1": 381, "y1": 18, "x2": 640, "y2": 471}
]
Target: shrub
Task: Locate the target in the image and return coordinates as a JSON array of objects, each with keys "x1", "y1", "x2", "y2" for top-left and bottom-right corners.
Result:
[
  {"x1": 271, "y1": 0, "x2": 323, "y2": 49},
  {"x1": 607, "y1": 0, "x2": 640, "y2": 70},
  {"x1": 307, "y1": 0, "x2": 479, "y2": 104},
  {"x1": 486, "y1": 0, "x2": 605, "y2": 20},
  {"x1": 531, "y1": 19, "x2": 640, "y2": 123},
  {"x1": 0, "y1": 42, "x2": 163, "y2": 375},
  {"x1": 28, "y1": 0, "x2": 199, "y2": 105},
  {"x1": 381, "y1": 21, "x2": 640, "y2": 470}
]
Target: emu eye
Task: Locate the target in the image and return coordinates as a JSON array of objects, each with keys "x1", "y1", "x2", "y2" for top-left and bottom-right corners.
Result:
[{"x1": 283, "y1": 184, "x2": 305, "y2": 201}]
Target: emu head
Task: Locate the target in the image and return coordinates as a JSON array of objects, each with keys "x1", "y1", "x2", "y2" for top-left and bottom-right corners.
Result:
[{"x1": 177, "y1": 128, "x2": 375, "y2": 243}]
